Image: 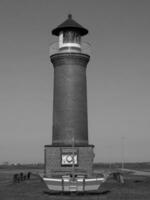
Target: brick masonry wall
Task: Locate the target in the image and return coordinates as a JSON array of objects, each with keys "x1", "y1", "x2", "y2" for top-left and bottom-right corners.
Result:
[
  {"x1": 44, "y1": 145, "x2": 95, "y2": 178},
  {"x1": 51, "y1": 53, "x2": 90, "y2": 146}
]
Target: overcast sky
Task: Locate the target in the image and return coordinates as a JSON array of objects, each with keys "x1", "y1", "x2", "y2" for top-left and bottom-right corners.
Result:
[{"x1": 0, "y1": 0, "x2": 150, "y2": 164}]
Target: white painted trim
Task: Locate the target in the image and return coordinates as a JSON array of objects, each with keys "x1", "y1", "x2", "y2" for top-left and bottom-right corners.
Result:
[
  {"x1": 43, "y1": 178, "x2": 62, "y2": 182},
  {"x1": 59, "y1": 33, "x2": 63, "y2": 48},
  {"x1": 60, "y1": 43, "x2": 81, "y2": 49},
  {"x1": 85, "y1": 178, "x2": 105, "y2": 182}
]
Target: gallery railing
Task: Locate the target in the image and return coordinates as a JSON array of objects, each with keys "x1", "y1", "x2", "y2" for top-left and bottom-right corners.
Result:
[{"x1": 49, "y1": 42, "x2": 91, "y2": 56}]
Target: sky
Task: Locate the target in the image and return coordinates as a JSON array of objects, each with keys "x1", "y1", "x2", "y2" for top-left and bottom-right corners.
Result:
[{"x1": 0, "y1": 0, "x2": 150, "y2": 164}]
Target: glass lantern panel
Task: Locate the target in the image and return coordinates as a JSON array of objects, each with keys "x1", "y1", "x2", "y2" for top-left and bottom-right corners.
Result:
[{"x1": 63, "y1": 31, "x2": 81, "y2": 44}]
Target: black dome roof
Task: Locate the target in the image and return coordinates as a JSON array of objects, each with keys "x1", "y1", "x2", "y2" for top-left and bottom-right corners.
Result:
[{"x1": 52, "y1": 14, "x2": 88, "y2": 36}]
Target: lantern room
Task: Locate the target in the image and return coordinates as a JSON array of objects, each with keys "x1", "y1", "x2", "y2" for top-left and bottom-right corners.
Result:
[{"x1": 52, "y1": 14, "x2": 88, "y2": 52}]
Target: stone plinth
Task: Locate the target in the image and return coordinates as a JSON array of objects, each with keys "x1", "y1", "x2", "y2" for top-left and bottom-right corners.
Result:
[{"x1": 44, "y1": 145, "x2": 95, "y2": 178}]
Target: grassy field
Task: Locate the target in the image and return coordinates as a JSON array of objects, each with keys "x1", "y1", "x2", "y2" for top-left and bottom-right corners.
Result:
[{"x1": 0, "y1": 168, "x2": 150, "y2": 200}]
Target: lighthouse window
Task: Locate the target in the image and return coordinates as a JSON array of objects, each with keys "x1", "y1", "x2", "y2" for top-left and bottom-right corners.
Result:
[{"x1": 63, "y1": 31, "x2": 81, "y2": 44}]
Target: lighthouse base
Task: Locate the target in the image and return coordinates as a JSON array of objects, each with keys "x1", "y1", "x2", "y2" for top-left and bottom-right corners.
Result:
[
  {"x1": 43, "y1": 176, "x2": 105, "y2": 192},
  {"x1": 44, "y1": 145, "x2": 95, "y2": 178}
]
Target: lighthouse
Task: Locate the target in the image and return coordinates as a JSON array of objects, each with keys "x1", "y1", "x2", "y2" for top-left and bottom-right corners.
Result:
[{"x1": 44, "y1": 15, "x2": 95, "y2": 179}]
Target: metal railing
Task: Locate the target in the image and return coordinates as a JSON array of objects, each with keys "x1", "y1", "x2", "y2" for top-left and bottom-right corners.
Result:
[{"x1": 49, "y1": 41, "x2": 91, "y2": 56}]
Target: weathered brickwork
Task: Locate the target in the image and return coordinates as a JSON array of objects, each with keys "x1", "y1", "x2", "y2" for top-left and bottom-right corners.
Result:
[
  {"x1": 44, "y1": 145, "x2": 95, "y2": 178},
  {"x1": 51, "y1": 53, "x2": 90, "y2": 147}
]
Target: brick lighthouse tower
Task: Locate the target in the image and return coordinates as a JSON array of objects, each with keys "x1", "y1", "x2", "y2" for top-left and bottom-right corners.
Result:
[{"x1": 44, "y1": 15, "x2": 95, "y2": 179}]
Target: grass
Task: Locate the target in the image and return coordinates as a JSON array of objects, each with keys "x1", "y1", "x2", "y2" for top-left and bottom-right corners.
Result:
[{"x1": 0, "y1": 168, "x2": 150, "y2": 200}]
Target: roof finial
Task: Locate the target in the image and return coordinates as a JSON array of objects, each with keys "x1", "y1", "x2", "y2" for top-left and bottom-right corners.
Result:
[{"x1": 68, "y1": 14, "x2": 72, "y2": 19}]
